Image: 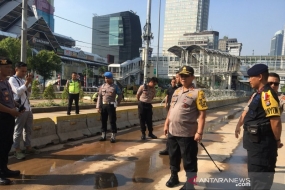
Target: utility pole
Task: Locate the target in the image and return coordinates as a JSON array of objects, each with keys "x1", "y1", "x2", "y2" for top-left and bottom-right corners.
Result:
[
  {"x1": 156, "y1": 0, "x2": 161, "y2": 78},
  {"x1": 21, "y1": 0, "x2": 28, "y2": 63},
  {"x1": 142, "y1": 0, "x2": 153, "y2": 84}
]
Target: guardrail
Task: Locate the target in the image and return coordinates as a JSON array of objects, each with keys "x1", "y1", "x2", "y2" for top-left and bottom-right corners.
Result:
[{"x1": 14, "y1": 96, "x2": 249, "y2": 150}]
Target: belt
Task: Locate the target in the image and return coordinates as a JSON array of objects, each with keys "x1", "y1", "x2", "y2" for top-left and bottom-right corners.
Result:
[
  {"x1": 103, "y1": 102, "x2": 115, "y2": 104},
  {"x1": 140, "y1": 101, "x2": 151, "y2": 105},
  {"x1": 244, "y1": 122, "x2": 271, "y2": 132}
]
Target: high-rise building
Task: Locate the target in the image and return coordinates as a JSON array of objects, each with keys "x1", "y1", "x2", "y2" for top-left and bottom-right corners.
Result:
[
  {"x1": 282, "y1": 25, "x2": 285, "y2": 55},
  {"x1": 32, "y1": 0, "x2": 55, "y2": 32},
  {"x1": 178, "y1": 31, "x2": 219, "y2": 49},
  {"x1": 218, "y1": 37, "x2": 242, "y2": 56},
  {"x1": 92, "y1": 11, "x2": 142, "y2": 64},
  {"x1": 270, "y1": 30, "x2": 284, "y2": 56},
  {"x1": 163, "y1": 0, "x2": 210, "y2": 51}
]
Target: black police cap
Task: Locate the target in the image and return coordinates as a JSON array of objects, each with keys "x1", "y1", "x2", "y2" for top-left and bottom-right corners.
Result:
[{"x1": 247, "y1": 64, "x2": 268, "y2": 76}]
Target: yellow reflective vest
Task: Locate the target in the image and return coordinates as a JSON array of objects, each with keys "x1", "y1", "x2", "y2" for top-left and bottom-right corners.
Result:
[{"x1": 68, "y1": 80, "x2": 80, "y2": 94}]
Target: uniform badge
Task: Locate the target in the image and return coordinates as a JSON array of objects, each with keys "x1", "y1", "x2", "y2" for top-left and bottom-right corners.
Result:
[
  {"x1": 4, "y1": 91, "x2": 8, "y2": 95},
  {"x1": 187, "y1": 93, "x2": 192, "y2": 97},
  {"x1": 266, "y1": 101, "x2": 271, "y2": 106},
  {"x1": 263, "y1": 92, "x2": 269, "y2": 100},
  {"x1": 182, "y1": 103, "x2": 189, "y2": 108},
  {"x1": 5, "y1": 97, "x2": 9, "y2": 101}
]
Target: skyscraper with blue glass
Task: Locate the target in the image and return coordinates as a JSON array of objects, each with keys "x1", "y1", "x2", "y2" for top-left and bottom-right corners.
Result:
[{"x1": 92, "y1": 11, "x2": 142, "y2": 64}]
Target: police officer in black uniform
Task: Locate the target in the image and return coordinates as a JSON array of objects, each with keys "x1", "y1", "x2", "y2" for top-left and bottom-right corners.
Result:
[
  {"x1": 96, "y1": 72, "x2": 122, "y2": 143},
  {"x1": 236, "y1": 64, "x2": 283, "y2": 190},
  {"x1": 0, "y1": 57, "x2": 21, "y2": 185}
]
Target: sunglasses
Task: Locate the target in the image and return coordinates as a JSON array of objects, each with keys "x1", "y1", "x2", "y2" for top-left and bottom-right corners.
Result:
[{"x1": 268, "y1": 82, "x2": 279, "y2": 86}]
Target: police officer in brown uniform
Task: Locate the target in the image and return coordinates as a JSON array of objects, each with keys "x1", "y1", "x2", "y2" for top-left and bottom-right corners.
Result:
[
  {"x1": 96, "y1": 72, "x2": 122, "y2": 143},
  {"x1": 164, "y1": 66, "x2": 208, "y2": 190},
  {"x1": 0, "y1": 57, "x2": 21, "y2": 185},
  {"x1": 235, "y1": 64, "x2": 283, "y2": 190},
  {"x1": 136, "y1": 77, "x2": 159, "y2": 140},
  {"x1": 268, "y1": 72, "x2": 285, "y2": 112}
]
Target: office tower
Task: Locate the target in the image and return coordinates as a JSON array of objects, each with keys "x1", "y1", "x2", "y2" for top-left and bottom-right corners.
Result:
[
  {"x1": 178, "y1": 31, "x2": 219, "y2": 49},
  {"x1": 92, "y1": 11, "x2": 142, "y2": 63},
  {"x1": 163, "y1": 0, "x2": 210, "y2": 51},
  {"x1": 270, "y1": 30, "x2": 284, "y2": 56},
  {"x1": 32, "y1": 0, "x2": 55, "y2": 32},
  {"x1": 219, "y1": 37, "x2": 242, "y2": 56}
]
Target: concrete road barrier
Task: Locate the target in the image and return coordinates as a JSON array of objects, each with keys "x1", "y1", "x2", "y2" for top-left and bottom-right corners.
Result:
[
  {"x1": 86, "y1": 113, "x2": 101, "y2": 135},
  {"x1": 127, "y1": 109, "x2": 140, "y2": 126},
  {"x1": 116, "y1": 110, "x2": 131, "y2": 129},
  {"x1": 31, "y1": 118, "x2": 60, "y2": 148},
  {"x1": 152, "y1": 107, "x2": 164, "y2": 121},
  {"x1": 54, "y1": 114, "x2": 91, "y2": 142}
]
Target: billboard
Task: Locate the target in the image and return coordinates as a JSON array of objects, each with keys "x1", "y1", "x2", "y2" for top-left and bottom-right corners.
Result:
[{"x1": 33, "y1": 0, "x2": 54, "y2": 14}]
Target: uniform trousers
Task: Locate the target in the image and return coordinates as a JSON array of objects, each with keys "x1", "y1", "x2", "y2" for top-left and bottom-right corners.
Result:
[
  {"x1": 101, "y1": 104, "x2": 117, "y2": 133},
  {"x1": 168, "y1": 133, "x2": 198, "y2": 177},
  {"x1": 67, "y1": 93, "x2": 79, "y2": 114},
  {"x1": 13, "y1": 111, "x2": 33, "y2": 148},
  {"x1": 138, "y1": 101, "x2": 153, "y2": 134},
  {"x1": 0, "y1": 113, "x2": 15, "y2": 173},
  {"x1": 247, "y1": 149, "x2": 277, "y2": 190}
]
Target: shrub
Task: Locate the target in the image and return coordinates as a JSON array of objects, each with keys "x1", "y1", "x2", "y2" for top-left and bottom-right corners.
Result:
[
  {"x1": 43, "y1": 84, "x2": 55, "y2": 101},
  {"x1": 31, "y1": 80, "x2": 41, "y2": 99}
]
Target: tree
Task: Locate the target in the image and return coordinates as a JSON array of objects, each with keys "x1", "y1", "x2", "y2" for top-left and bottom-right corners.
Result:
[
  {"x1": 281, "y1": 85, "x2": 285, "y2": 93},
  {"x1": 31, "y1": 80, "x2": 41, "y2": 99},
  {"x1": 98, "y1": 66, "x2": 107, "y2": 76},
  {"x1": 30, "y1": 50, "x2": 61, "y2": 89},
  {"x1": 82, "y1": 67, "x2": 93, "y2": 77},
  {"x1": 0, "y1": 37, "x2": 32, "y2": 67},
  {"x1": 43, "y1": 84, "x2": 55, "y2": 101}
]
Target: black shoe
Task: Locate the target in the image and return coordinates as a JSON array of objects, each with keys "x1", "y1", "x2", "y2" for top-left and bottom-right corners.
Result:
[
  {"x1": 76, "y1": 112, "x2": 79, "y2": 115},
  {"x1": 0, "y1": 177, "x2": 12, "y2": 185},
  {"x1": 159, "y1": 149, "x2": 169, "y2": 155},
  {"x1": 148, "y1": 133, "x2": 157, "y2": 139},
  {"x1": 166, "y1": 171, "x2": 179, "y2": 187},
  {"x1": 110, "y1": 138, "x2": 116, "y2": 143},
  {"x1": 67, "y1": 112, "x2": 71, "y2": 115},
  {"x1": 180, "y1": 182, "x2": 195, "y2": 190},
  {"x1": 141, "y1": 134, "x2": 146, "y2": 140},
  {"x1": 3, "y1": 169, "x2": 20, "y2": 178},
  {"x1": 99, "y1": 137, "x2": 106, "y2": 141}
]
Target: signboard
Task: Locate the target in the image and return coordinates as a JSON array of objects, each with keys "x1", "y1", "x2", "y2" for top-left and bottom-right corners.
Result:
[
  {"x1": 77, "y1": 51, "x2": 87, "y2": 59},
  {"x1": 32, "y1": 37, "x2": 49, "y2": 45}
]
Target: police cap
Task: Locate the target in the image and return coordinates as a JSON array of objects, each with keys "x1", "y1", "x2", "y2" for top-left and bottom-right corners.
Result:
[
  {"x1": 104, "y1": 71, "x2": 113, "y2": 78},
  {"x1": 179, "y1": 65, "x2": 194, "y2": 75},
  {"x1": 247, "y1": 64, "x2": 268, "y2": 76},
  {"x1": 0, "y1": 57, "x2": 12, "y2": 65}
]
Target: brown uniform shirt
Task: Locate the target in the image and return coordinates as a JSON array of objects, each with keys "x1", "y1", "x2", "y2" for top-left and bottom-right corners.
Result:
[
  {"x1": 96, "y1": 83, "x2": 122, "y2": 109},
  {"x1": 168, "y1": 87, "x2": 208, "y2": 137},
  {"x1": 0, "y1": 80, "x2": 15, "y2": 109},
  {"x1": 137, "y1": 85, "x2": 156, "y2": 103}
]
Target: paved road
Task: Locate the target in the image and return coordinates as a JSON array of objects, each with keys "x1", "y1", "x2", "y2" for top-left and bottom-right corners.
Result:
[{"x1": 2, "y1": 103, "x2": 285, "y2": 190}]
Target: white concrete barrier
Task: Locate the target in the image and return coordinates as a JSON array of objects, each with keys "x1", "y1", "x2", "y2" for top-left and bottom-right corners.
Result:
[
  {"x1": 86, "y1": 113, "x2": 101, "y2": 135},
  {"x1": 152, "y1": 107, "x2": 164, "y2": 121},
  {"x1": 127, "y1": 109, "x2": 140, "y2": 126},
  {"x1": 116, "y1": 110, "x2": 131, "y2": 129},
  {"x1": 54, "y1": 114, "x2": 91, "y2": 142},
  {"x1": 31, "y1": 118, "x2": 60, "y2": 148}
]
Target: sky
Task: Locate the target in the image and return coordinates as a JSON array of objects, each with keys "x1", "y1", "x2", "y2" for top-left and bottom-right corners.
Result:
[{"x1": 54, "y1": 0, "x2": 285, "y2": 56}]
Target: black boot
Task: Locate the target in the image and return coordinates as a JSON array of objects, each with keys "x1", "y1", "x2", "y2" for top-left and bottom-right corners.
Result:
[
  {"x1": 166, "y1": 171, "x2": 179, "y2": 187},
  {"x1": 141, "y1": 133, "x2": 146, "y2": 140},
  {"x1": 180, "y1": 182, "x2": 195, "y2": 190},
  {"x1": 0, "y1": 177, "x2": 12, "y2": 185},
  {"x1": 148, "y1": 133, "x2": 157, "y2": 139},
  {"x1": 3, "y1": 168, "x2": 20, "y2": 178},
  {"x1": 99, "y1": 132, "x2": 106, "y2": 141},
  {"x1": 159, "y1": 149, "x2": 169, "y2": 155},
  {"x1": 110, "y1": 133, "x2": 116, "y2": 143}
]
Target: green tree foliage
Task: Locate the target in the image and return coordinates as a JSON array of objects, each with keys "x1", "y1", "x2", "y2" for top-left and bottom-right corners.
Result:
[
  {"x1": 98, "y1": 66, "x2": 107, "y2": 76},
  {"x1": 61, "y1": 86, "x2": 69, "y2": 102},
  {"x1": 31, "y1": 80, "x2": 41, "y2": 99},
  {"x1": 30, "y1": 50, "x2": 61, "y2": 89},
  {"x1": 43, "y1": 84, "x2": 55, "y2": 101},
  {"x1": 0, "y1": 37, "x2": 32, "y2": 67},
  {"x1": 79, "y1": 89, "x2": 84, "y2": 103},
  {"x1": 82, "y1": 67, "x2": 93, "y2": 77},
  {"x1": 281, "y1": 85, "x2": 285, "y2": 93}
]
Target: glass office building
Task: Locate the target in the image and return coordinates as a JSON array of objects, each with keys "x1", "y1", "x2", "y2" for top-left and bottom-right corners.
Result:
[
  {"x1": 92, "y1": 11, "x2": 142, "y2": 63},
  {"x1": 270, "y1": 30, "x2": 284, "y2": 56},
  {"x1": 163, "y1": 0, "x2": 210, "y2": 51}
]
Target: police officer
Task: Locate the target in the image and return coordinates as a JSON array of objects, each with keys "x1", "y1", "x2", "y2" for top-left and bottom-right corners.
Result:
[
  {"x1": 0, "y1": 57, "x2": 21, "y2": 185},
  {"x1": 136, "y1": 77, "x2": 159, "y2": 140},
  {"x1": 268, "y1": 72, "x2": 285, "y2": 112},
  {"x1": 66, "y1": 72, "x2": 81, "y2": 115},
  {"x1": 163, "y1": 66, "x2": 208, "y2": 190},
  {"x1": 235, "y1": 64, "x2": 283, "y2": 190},
  {"x1": 96, "y1": 72, "x2": 122, "y2": 143}
]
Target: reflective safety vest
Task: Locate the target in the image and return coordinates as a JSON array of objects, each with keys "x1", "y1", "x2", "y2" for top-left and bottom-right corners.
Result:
[{"x1": 68, "y1": 80, "x2": 80, "y2": 94}]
